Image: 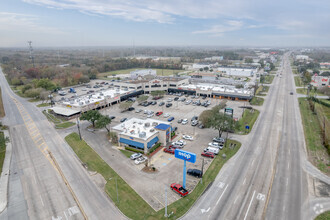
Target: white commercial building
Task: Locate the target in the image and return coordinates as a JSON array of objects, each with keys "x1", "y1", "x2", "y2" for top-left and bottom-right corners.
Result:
[{"x1": 217, "y1": 67, "x2": 257, "y2": 77}]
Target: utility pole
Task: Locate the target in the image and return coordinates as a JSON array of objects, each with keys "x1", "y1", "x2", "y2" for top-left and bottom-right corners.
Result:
[{"x1": 27, "y1": 41, "x2": 35, "y2": 68}]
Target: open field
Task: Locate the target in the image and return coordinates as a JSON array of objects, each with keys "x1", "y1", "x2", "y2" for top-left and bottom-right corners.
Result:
[
  {"x1": 299, "y1": 98, "x2": 330, "y2": 175},
  {"x1": 98, "y1": 68, "x2": 183, "y2": 78},
  {"x1": 316, "y1": 211, "x2": 330, "y2": 220},
  {"x1": 256, "y1": 85, "x2": 270, "y2": 96},
  {"x1": 0, "y1": 132, "x2": 6, "y2": 174},
  {"x1": 296, "y1": 88, "x2": 325, "y2": 96},
  {"x1": 0, "y1": 88, "x2": 4, "y2": 117},
  {"x1": 65, "y1": 132, "x2": 241, "y2": 219},
  {"x1": 262, "y1": 75, "x2": 275, "y2": 84}
]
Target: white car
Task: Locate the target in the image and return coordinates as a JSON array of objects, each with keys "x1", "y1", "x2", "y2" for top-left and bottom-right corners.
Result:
[
  {"x1": 163, "y1": 113, "x2": 170, "y2": 118},
  {"x1": 135, "y1": 156, "x2": 147, "y2": 165},
  {"x1": 182, "y1": 119, "x2": 188, "y2": 125},
  {"x1": 130, "y1": 153, "x2": 142, "y2": 160},
  {"x1": 182, "y1": 135, "x2": 193, "y2": 141},
  {"x1": 135, "y1": 109, "x2": 142, "y2": 113},
  {"x1": 147, "y1": 113, "x2": 154, "y2": 118},
  {"x1": 208, "y1": 142, "x2": 224, "y2": 149}
]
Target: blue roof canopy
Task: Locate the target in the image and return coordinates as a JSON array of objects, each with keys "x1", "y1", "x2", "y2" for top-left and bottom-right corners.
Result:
[{"x1": 155, "y1": 123, "x2": 171, "y2": 130}]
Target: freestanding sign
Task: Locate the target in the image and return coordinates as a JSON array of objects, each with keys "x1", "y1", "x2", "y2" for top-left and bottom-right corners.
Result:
[{"x1": 175, "y1": 149, "x2": 196, "y2": 188}]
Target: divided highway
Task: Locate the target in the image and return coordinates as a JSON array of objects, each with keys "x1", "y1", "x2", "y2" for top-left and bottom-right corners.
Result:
[{"x1": 184, "y1": 54, "x2": 312, "y2": 220}]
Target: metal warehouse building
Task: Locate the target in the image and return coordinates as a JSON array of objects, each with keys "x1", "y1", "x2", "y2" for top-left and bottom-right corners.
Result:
[{"x1": 112, "y1": 118, "x2": 172, "y2": 154}]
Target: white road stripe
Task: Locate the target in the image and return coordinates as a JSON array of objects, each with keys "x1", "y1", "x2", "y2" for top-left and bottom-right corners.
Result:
[
  {"x1": 216, "y1": 184, "x2": 229, "y2": 206},
  {"x1": 243, "y1": 190, "x2": 255, "y2": 220},
  {"x1": 243, "y1": 178, "x2": 246, "y2": 185},
  {"x1": 40, "y1": 195, "x2": 44, "y2": 206},
  {"x1": 287, "y1": 162, "x2": 290, "y2": 169},
  {"x1": 234, "y1": 195, "x2": 239, "y2": 204}
]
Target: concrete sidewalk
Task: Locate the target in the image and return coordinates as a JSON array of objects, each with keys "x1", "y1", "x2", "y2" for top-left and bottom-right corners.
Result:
[{"x1": 0, "y1": 130, "x2": 12, "y2": 213}]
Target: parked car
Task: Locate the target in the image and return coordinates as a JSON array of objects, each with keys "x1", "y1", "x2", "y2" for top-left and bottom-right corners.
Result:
[
  {"x1": 167, "y1": 98, "x2": 173, "y2": 102},
  {"x1": 109, "y1": 115, "x2": 116, "y2": 120},
  {"x1": 159, "y1": 102, "x2": 165, "y2": 106},
  {"x1": 204, "y1": 146, "x2": 219, "y2": 155},
  {"x1": 174, "y1": 97, "x2": 179, "y2": 101},
  {"x1": 135, "y1": 156, "x2": 147, "y2": 165},
  {"x1": 164, "y1": 148, "x2": 175, "y2": 154},
  {"x1": 168, "y1": 117, "x2": 175, "y2": 122},
  {"x1": 128, "y1": 107, "x2": 135, "y2": 111},
  {"x1": 177, "y1": 119, "x2": 183, "y2": 123},
  {"x1": 147, "y1": 113, "x2": 154, "y2": 118},
  {"x1": 172, "y1": 140, "x2": 186, "y2": 146},
  {"x1": 156, "y1": 111, "x2": 163, "y2": 116},
  {"x1": 198, "y1": 124, "x2": 205, "y2": 129},
  {"x1": 208, "y1": 142, "x2": 223, "y2": 149},
  {"x1": 151, "y1": 101, "x2": 157, "y2": 105},
  {"x1": 163, "y1": 113, "x2": 170, "y2": 118},
  {"x1": 182, "y1": 135, "x2": 193, "y2": 141},
  {"x1": 170, "y1": 183, "x2": 189, "y2": 197},
  {"x1": 135, "y1": 109, "x2": 142, "y2": 113},
  {"x1": 201, "y1": 151, "x2": 215, "y2": 158},
  {"x1": 166, "y1": 103, "x2": 172, "y2": 108},
  {"x1": 213, "y1": 137, "x2": 225, "y2": 143},
  {"x1": 191, "y1": 120, "x2": 198, "y2": 126},
  {"x1": 181, "y1": 119, "x2": 188, "y2": 125},
  {"x1": 169, "y1": 144, "x2": 183, "y2": 149},
  {"x1": 187, "y1": 169, "x2": 202, "y2": 178},
  {"x1": 120, "y1": 118, "x2": 128, "y2": 122},
  {"x1": 191, "y1": 116, "x2": 198, "y2": 121},
  {"x1": 290, "y1": 92, "x2": 294, "y2": 95},
  {"x1": 130, "y1": 153, "x2": 142, "y2": 160},
  {"x1": 172, "y1": 127, "x2": 178, "y2": 132}
]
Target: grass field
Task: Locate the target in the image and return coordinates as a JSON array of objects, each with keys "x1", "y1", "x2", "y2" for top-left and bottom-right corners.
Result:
[
  {"x1": 236, "y1": 109, "x2": 260, "y2": 134},
  {"x1": 250, "y1": 97, "x2": 264, "y2": 106},
  {"x1": 315, "y1": 211, "x2": 330, "y2": 220},
  {"x1": 65, "y1": 132, "x2": 241, "y2": 219},
  {"x1": 256, "y1": 85, "x2": 270, "y2": 96},
  {"x1": 0, "y1": 88, "x2": 5, "y2": 118},
  {"x1": 262, "y1": 75, "x2": 275, "y2": 84},
  {"x1": 98, "y1": 68, "x2": 183, "y2": 78},
  {"x1": 294, "y1": 76, "x2": 302, "y2": 87},
  {"x1": 299, "y1": 98, "x2": 330, "y2": 174},
  {"x1": 55, "y1": 122, "x2": 75, "y2": 129},
  {"x1": 0, "y1": 132, "x2": 6, "y2": 174}
]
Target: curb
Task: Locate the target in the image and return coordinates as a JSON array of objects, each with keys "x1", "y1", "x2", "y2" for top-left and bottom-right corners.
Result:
[{"x1": 0, "y1": 130, "x2": 12, "y2": 213}]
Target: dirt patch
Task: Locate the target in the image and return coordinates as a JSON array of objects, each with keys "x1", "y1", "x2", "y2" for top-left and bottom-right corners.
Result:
[
  {"x1": 142, "y1": 166, "x2": 158, "y2": 173},
  {"x1": 309, "y1": 175, "x2": 330, "y2": 197}
]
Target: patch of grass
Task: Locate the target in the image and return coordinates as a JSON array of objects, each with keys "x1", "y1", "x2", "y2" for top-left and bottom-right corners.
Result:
[
  {"x1": 28, "y1": 98, "x2": 41, "y2": 102},
  {"x1": 294, "y1": 76, "x2": 302, "y2": 87},
  {"x1": 299, "y1": 98, "x2": 329, "y2": 174},
  {"x1": 296, "y1": 88, "x2": 325, "y2": 96},
  {"x1": 262, "y1": 75, "x2": 275, "y2": 84},
  {"x1": 315, "y1": 211, "x2": 330, "y2": 220},
  {"x1": 65, "y1": 132, "x2": 241, "y2": 219},
  {"x1": 256, "y1": 85, "x2": 270, "y2": 96},
  {"x1": 37, "y1": 103, "x2": 51, "y2": 107},
  {"x1": 55, "y1": 122, "x2": 75, "y2": 129},
  {"x1": 0, "y1": 132, "x2": 6, "y2": 174},
  {"x1": 0, "y1": 87, "x2": 4, "y2": 117},
  {"x1": 235, "y1": 109, "x2": 260, "y2": 134},
  {"x1": 98, "y1": 68, "x2": 183, "y2": 78},
  {"x1": 250, "y1": 97, "x2": 264, "y2": 106},
  {"x1": 119, "y1": 149, "x2": 134, "y2": 158},
  {"x1": 42, "y1": 110, "x2": 62, "y2": 124}
]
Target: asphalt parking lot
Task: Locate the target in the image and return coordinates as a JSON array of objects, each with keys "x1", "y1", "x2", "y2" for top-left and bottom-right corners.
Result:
[{"x1": 91, "y1": 94, "x2": 249, "y2": 210}]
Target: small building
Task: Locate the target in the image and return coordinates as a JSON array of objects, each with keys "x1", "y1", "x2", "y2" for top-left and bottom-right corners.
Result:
[
  {"x1": 320, "y1": 63, "x2": 330, "y2": 69},
  {"x1": 311, "y1": 75, "x2": 330, "y2": 88},
  {"x1": 217, "y1": 67, "x2": 257, "y2": 77},
  {"x1": 112, "y1": 118, "x2": 172, "y2": 154}
]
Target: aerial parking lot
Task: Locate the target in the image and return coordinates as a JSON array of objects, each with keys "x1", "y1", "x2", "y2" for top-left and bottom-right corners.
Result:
[{"x1": 86, "y1": 93, "x2": 248, "y2": 210}]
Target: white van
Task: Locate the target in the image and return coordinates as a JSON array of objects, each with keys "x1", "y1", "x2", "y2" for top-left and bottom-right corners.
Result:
[{"x1": 204, "y1": 146, "x2": 219, "y2": 155}]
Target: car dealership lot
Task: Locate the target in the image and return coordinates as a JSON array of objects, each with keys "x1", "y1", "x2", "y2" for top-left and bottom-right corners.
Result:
[{"x1": 91, "y1": 94, "x2": 248, "y2": 210}]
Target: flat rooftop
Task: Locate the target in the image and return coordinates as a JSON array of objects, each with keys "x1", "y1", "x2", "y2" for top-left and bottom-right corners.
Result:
[
  {"x1": 112, "y1": 118, "x2": 171, "y2": 140},
  {"x1": 179, "y1": 83, "x2": 253, "y2": 95},
  {"x1": 62, "y1": 87, "x2": 135, "y2": 107}
]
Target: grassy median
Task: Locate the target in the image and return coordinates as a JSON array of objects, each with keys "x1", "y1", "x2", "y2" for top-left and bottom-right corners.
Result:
[
  {"x1": 65, "y1": 132, "x2": 241, "y2": 219},
  {"x1": 315, "y1": 211, "x2": 330, "y2": 220},
  {"x1": 250, "y1": 97, "x2": 264, "y2": 106},
  {"x1": 0, "y1": 132, "x2": 6, "y2": 174},
  {"x1": 0, "y1": 87, "x2": 5, "y2": 118},
  {"x1": 294, "y1": 76, "x2": 302, "y2": 87},
  {"x1": 236, "y1": 109, "x2": 260, "y2": 134}
]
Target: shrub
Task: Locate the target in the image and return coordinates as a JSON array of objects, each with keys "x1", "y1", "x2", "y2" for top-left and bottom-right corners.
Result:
[
  {"x1": 148, "y1": 142, "x2": 161, "y2": 154},
  {"x1": 125, "y1": 146, "x2": 144, "y2": 154}
]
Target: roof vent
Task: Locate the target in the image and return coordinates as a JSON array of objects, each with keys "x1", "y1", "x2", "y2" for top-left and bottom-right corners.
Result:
[
  {"x1": 139, "y1": 132, "x2": 146, "y2": 138},
  {"x1": 145, "y1": 123, "x2": 150, "y2": 127},
  {"x1": 150, "y1": 129, "x2": 155, "y2": 132},
  {"x1": 152, "y1": 122, "x2": 158, "y2": 126}
]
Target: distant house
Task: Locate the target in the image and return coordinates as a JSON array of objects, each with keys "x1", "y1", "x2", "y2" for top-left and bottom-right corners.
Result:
[
  {"x1": 311, "y1": 75, "x2": 330, "y2": 88},
  {"x1": 130, "y1": 69, "x2": 156, "y2": 79},
  {"x1": 320, "y1": 62, "x2": 330, "y2": 69}
]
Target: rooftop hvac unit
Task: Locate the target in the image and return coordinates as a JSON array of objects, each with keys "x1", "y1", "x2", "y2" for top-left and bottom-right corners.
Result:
[
  {"x1": 149, "y1": 129, "x2": 155, "y2": 132},
  {"x1": 85, "y1": 100, "x2": 90, "y2": 104},
  {"x1": 130, "y1": 130, "x2": 135, "y2": 134},
  {"x1": 144, "y1": 123, "x2": 150, "y2": 127},
  {"x1": 152, "y1": 122, "x2": 158, "y2": 126},
  {"x1": 133, "y1": 125, "x2": 135, "y2": 128},
  {"x1": 139, "y1": 132, "x2": 146, "y2": 138},
  {"x1": 100, "y1": 92, "x2": 103, "y2": 96},
  {"x1": 79, "y1": 102, "x2": 84, "y2": 105},
  {"x1": 138, "y1": 122, "x2": 143, "y2": 125},
  {"x1": 70, "y1": 101, "x2": 74, "y2": 104}
]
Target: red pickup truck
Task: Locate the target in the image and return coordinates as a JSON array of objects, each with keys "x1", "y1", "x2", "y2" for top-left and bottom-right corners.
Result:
[{"x1": 170, "y1": 183, "x2": 189, "y2": 197}]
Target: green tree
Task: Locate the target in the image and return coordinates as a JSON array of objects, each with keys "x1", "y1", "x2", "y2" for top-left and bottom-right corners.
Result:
[
  {"x1": 245, "y1": 58, "x2": 253, "y2": 63},
  {"x1": 203, "y1": 66, "x2": 209, "y2": 71},
  {"x1": 119, "y1": 101, "x2": 133, "y2": 112},
  {"x1": 36, "y1": 78, "x2": 56, "y2": 91},
  {"x1": 80, "y1": 110, "x2": 102, "y2": 128},
  {"x1": 95, "y1": 115, "x2": 112, "y2": 133},
  {"x1": 137, "y1": 95, "x2": 149, "y2": 104}
]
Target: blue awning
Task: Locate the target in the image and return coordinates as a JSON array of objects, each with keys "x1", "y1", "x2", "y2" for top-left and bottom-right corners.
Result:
[
  {"x1": 147, "y1": 136, "x2": 159, "y2": 149},
  {"x1": 155, "y1": 123, "x2": 171, "y2": 131},
  {"x1": 119, "y1": 138, "x2": 144, "y2": 149}
]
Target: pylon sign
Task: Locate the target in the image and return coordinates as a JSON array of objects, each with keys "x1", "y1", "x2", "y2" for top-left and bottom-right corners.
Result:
[{"x1": 175, "y1": 149, "x2": 196, "y2": 188}]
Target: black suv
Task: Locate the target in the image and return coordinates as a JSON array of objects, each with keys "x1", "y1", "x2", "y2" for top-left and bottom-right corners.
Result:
[
  {"x1": 187, "y1": 169, "x2": 202, "y2": 178},
  {"x1": 166, "y1": 103, "x2": 172, "y2": 108}
]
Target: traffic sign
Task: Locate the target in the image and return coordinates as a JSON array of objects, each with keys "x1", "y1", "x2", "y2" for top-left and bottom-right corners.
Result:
[
  {"x1": 245, "y1": 125, "x2": 250, "y2": 130},
  {"x1": 175, "y1": 149, "x2": 196, "y2": 163}
]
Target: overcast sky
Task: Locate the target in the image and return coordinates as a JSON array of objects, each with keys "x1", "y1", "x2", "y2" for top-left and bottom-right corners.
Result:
[{"x1": 0, "y1": 0, "x2": 329, "y2": 47}]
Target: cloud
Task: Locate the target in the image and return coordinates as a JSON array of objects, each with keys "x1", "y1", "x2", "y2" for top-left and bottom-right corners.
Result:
[{"x1": 192, "y1": 20, "x2": 244, "y2": 36}]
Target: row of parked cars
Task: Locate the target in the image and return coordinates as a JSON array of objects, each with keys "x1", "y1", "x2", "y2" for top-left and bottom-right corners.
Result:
[
  {"x1": 201, "y1": 137, "x2": 226, "y2": 158},
  {"x1": 129, "y1": 153, "x2": 148, "y2": 165}
]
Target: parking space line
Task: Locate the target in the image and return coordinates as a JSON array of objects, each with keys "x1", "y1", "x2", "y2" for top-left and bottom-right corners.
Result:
[{"x1": 243, "y1": 190, "x2": 255, "y2": 220}]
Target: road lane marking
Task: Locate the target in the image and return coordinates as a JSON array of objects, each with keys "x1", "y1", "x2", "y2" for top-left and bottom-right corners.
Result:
[
  {"x1": 286, "y1": 178, "x2": 288, "y2": 186},
  {"x1": 63, "y1": 211, "x2": 68, "y2": 220},
  {"x1": 40, "y1": 195, "x2": 44, "y2": 206},
  {"x1": 234, "y1": 195, "x2": 239, "y2": 204},
  {"x1": 288, "y1": 149, "x2": 290, "y2": 156},
  {"x1": 256, "y1": 193, "x2": 265, "y2": 201},
  {"x1": 243, "y1": 178, "x2": 246, "y2": 185},
  {"x1": 201, "y1": 207, "x2": 210, "y2": 214},
  {"x1": 216, "y1": 184, "x2": 228, "y2": 206},
  {"x1": 251, "y1": 159, "x2": 255, "y2": 166},
  {"x1": 243, "y1": 190, "x2": 256, "y2": 220},
  {"x1": 217, "y1": 181, "x2": 225, "y2": 188},
  {"x1": 287, "y1": 162, "x2": 290, "y2": 169}
]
